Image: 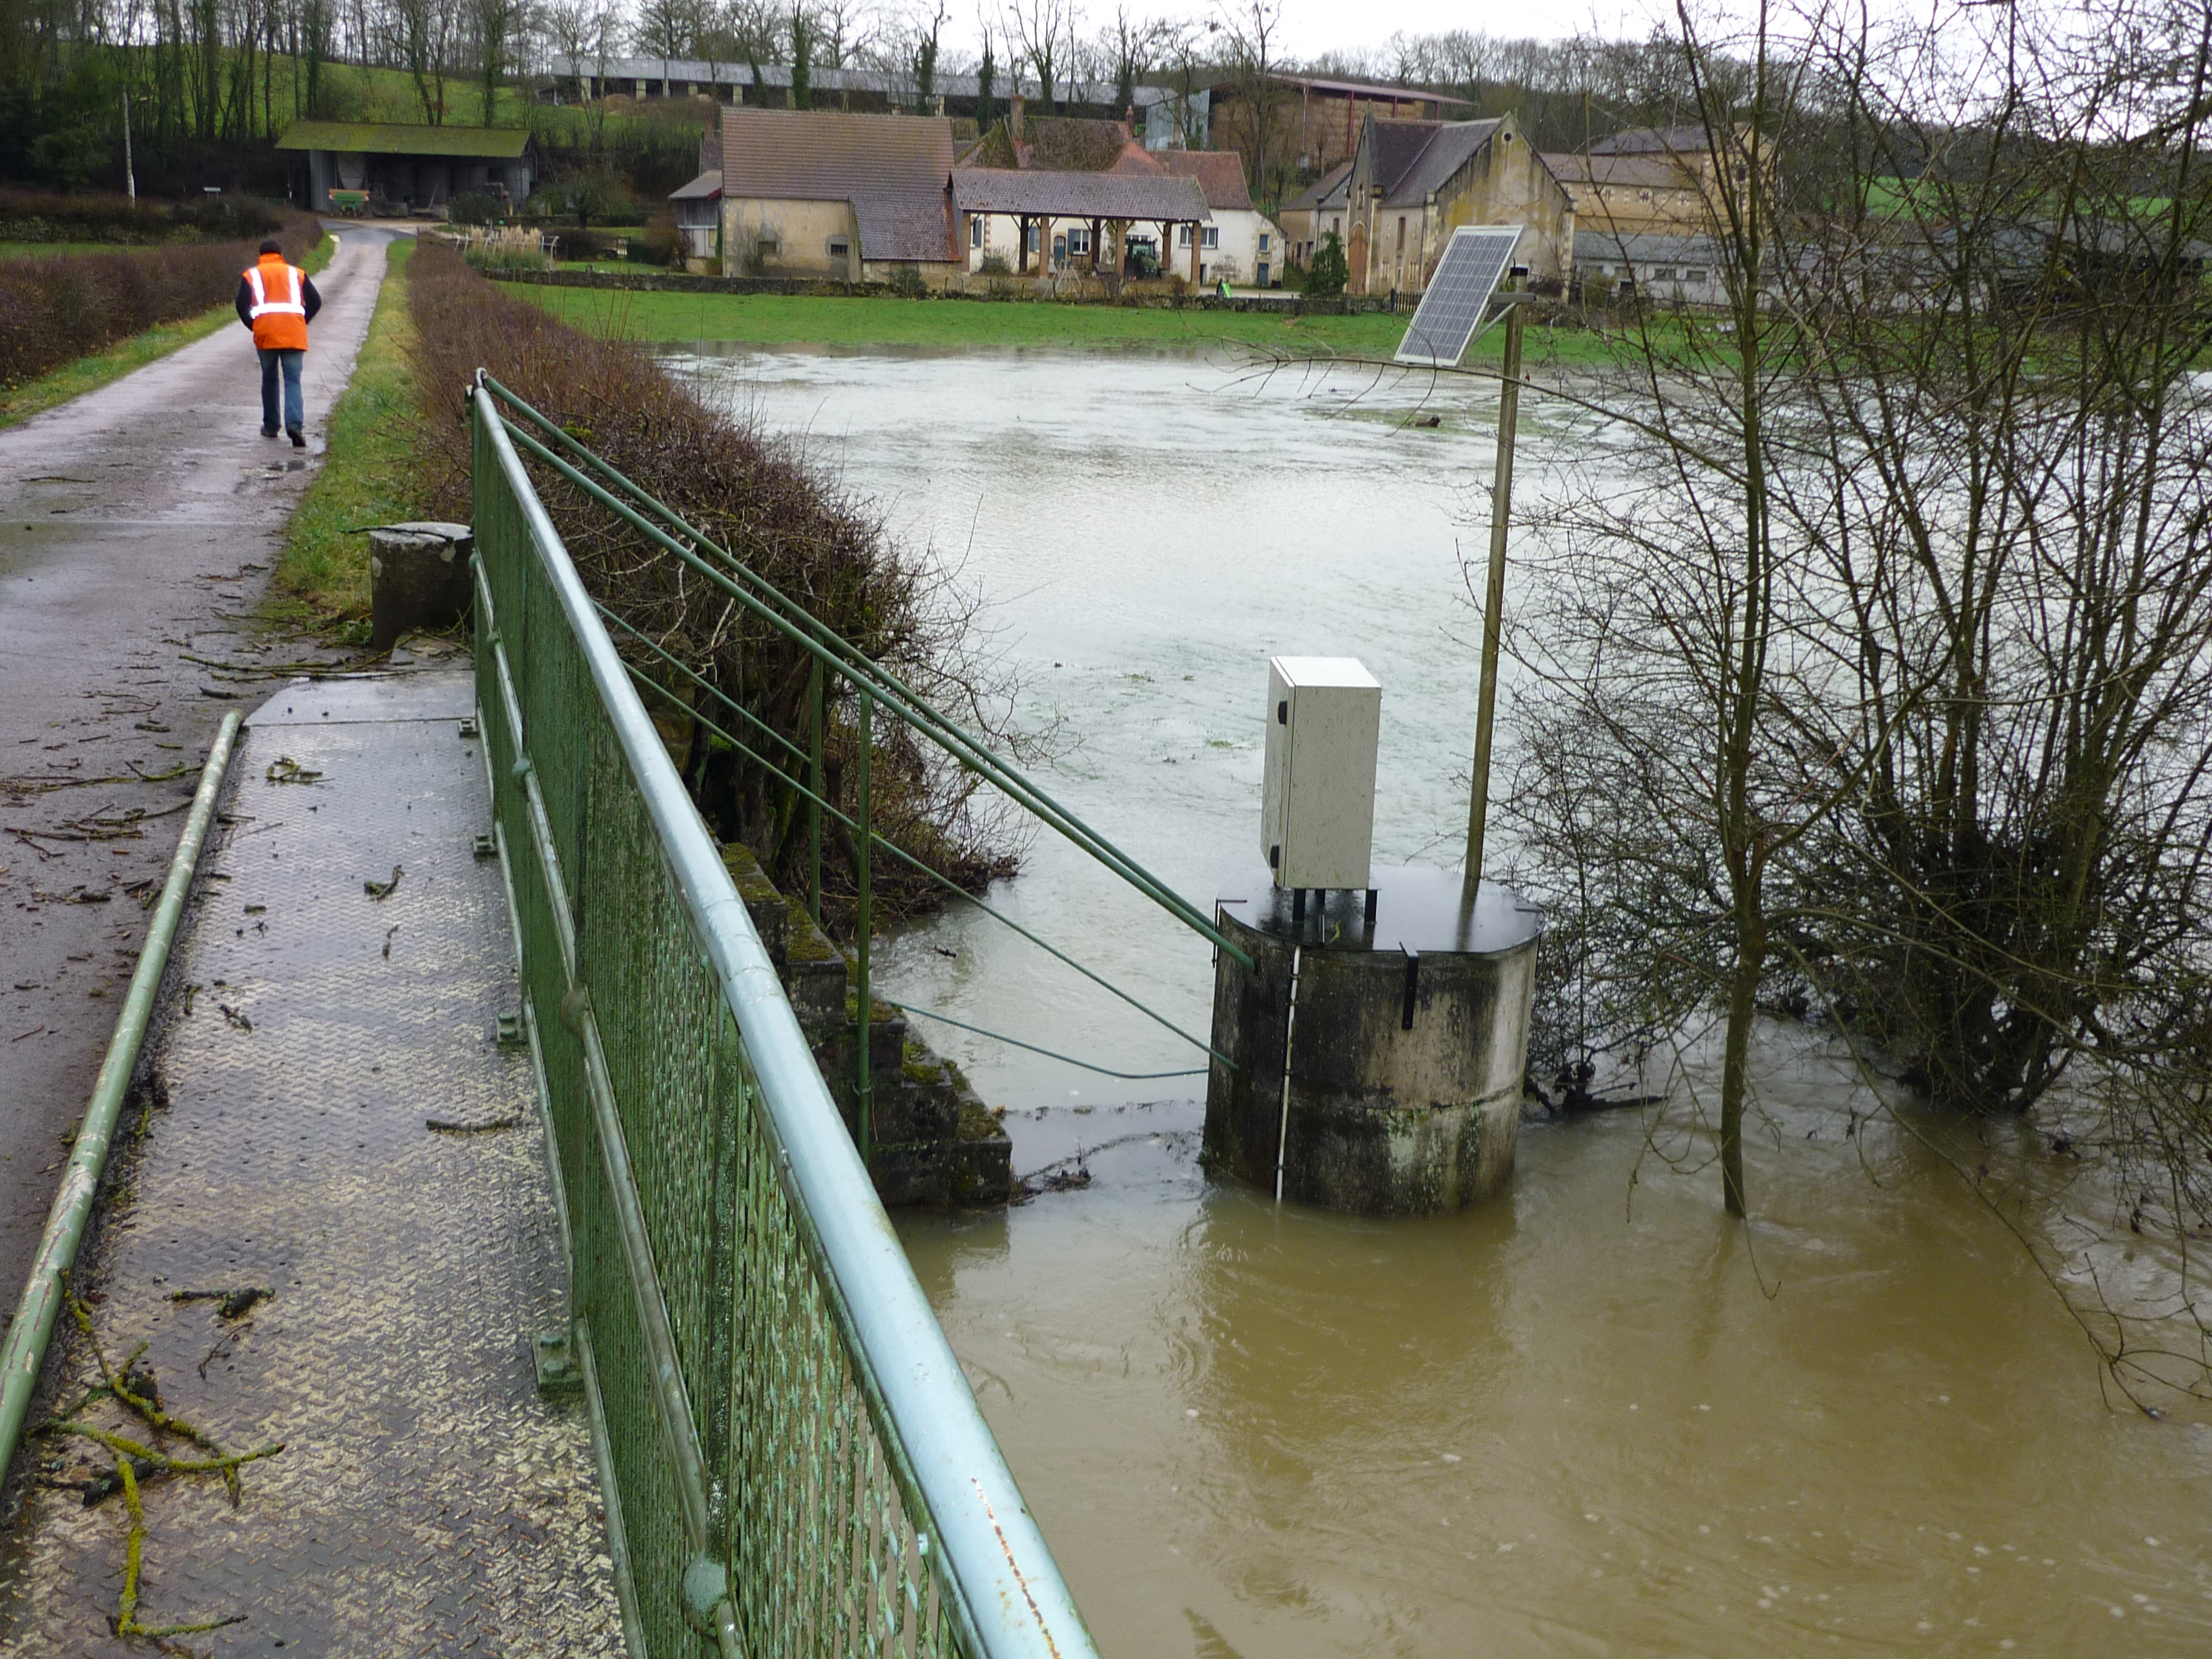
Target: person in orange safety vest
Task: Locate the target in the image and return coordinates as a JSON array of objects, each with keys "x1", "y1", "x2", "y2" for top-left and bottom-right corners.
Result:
[{"x1": 234, "y1": 239, "x2": 323, "y2": 449}]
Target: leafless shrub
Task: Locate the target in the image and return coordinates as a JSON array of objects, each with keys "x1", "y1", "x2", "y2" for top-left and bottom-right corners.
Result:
[
  {"x1": 0, "y1": 215, "x2": 321, "y2": 391},
  {"x1": 405, "y1": 245, "x2": 1024, "y2": 930}
]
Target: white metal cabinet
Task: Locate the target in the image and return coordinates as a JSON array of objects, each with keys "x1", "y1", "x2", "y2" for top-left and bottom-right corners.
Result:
[{"x1": 1261, "y1": 656, "x2": 1381, "y2": 890}]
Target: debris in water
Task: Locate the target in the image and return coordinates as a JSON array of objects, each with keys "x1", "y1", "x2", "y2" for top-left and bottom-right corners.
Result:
[{"x1": 364, "y1": 865, "x2": 403, "y2": 900}]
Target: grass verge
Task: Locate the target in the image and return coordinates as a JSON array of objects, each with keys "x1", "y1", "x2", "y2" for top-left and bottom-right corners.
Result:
[
  {"x1": 517, "y1": 283, "x2": 1667, "y2": 367},
  {"x1": 522, "y1": 285, "x2": 1416, "y2": 354},
  {"x1": 273, "y1": 239, "x2": 430, "y2": 626},
  {"x1": 0, "y1": 232, "x2": 340, "y2": 432}
]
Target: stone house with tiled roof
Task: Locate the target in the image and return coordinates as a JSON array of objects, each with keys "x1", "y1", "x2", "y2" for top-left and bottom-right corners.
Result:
[
  {"x1": 1159, "y1": 150, "x2": 1288, "y2": 285},
  {"x1": 952, "y1": 109, "x2": 1266, "y2": 284},
  {"x1": 1279, "y1": 161, "x2": 1351, "y2": 272},
  {"x1": 1342, "y1": 112, "x2": 1574, "y2": 295},
  {"x1": 701, "y1": 107, "x2": 962, "y2": 283}
]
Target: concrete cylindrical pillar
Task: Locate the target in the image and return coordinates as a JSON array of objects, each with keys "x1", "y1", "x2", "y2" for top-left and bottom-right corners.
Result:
[
  {"x1": 368, "y1": 520, "x2": 474, "y2": 650},
  {"x1": 1204, "y1": 866, "x2": 1541, "y2": 1216}
]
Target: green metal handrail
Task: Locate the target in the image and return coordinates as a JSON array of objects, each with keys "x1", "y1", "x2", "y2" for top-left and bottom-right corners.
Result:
[
  {"x1": 606, "y1": 642, "x2": 1235, "y2": 1068},
  {"x1": 476, "y1": 373, "x2": 1251, "y2": 970},
  {"x1": 470, "y1": 383, "x2": 1097, "y2": 1659}
]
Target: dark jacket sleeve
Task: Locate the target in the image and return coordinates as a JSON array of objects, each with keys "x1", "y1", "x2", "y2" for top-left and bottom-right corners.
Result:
[
  {"x1": 302, "y1": 276, "x2": 323, "y2": 325},
  {"x1": 235, "y1": 276, "x2": 254, "y2": 329}
]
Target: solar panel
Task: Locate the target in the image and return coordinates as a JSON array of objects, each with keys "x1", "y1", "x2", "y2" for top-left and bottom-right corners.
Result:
[{"x1": 1395, "y1": 225, "x2": 1525, "y2": 367}]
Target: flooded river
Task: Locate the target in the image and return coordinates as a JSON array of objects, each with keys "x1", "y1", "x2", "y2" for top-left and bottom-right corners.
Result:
[{"x1": 670, "y1": 342, "x2": 2212, "y2": 1657}]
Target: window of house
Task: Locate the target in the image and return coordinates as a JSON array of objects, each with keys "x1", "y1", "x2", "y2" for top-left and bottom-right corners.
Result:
[
  {"x1": 1068, "y1": 226, "x2": 1092, "y2": 255},
  {"x1": 1686, "y1": 268, "x2": 1707, "y2": 282},
  {"x1": 755, "y1": 234, "x2": 780, "y2": 258},
  {"x1": 969, "y1": 216, "x2": 983, "y2": 249},
  {"x1": 1259, "y1": 232, "x2": 1270, "y2": 252},
  {"x1": 827, "y1": 236, "x2": 851, "y2": 259},
  {"x1": 1026, "y1": 224, "x2": 1040, "y2": 252},
  {"x1": 1639, "y1": 189, "x2": 1654, "y2": 201},
  {"x1": 1201, "y1": 226, "x2": 1218, "y2": 249},
  {"x1": 1654, "y1": 266, "x2": 1676, "y2": 280},
  {"x1": 1179, "y1": 224, "x2": 1193, "y2": 247},
  {"x1": 1395, "y1": 216, "x2": 1406, "y2": 251}
]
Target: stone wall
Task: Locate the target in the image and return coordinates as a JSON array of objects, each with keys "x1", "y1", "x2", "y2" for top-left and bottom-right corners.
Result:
[{"x1": 717, "y1": 842, "x2": 1012, "y2": 1207}]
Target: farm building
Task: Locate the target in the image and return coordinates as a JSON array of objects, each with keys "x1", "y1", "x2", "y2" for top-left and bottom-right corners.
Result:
[
  {"x1": 277, "y1": 121, "x2": 535, "y2": 216},
  {"x1": 1340, "y1": 113, "x2": 1574, "y2": 295},
  {"x1": 706, "y1": 107, "x2": 960, "y2": 284}
]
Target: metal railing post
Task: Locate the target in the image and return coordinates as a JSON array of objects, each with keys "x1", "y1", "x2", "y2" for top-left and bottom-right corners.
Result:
[
  {"x1": 855, "y1": 687, "x2": 874, "y2": 1166},
  {"x1": 808, "y1": 657, "x2": 825, "y2": 926}
]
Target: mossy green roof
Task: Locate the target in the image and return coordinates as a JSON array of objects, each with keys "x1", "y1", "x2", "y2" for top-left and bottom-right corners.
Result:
[{"x1": 276, "y1": 121, "x2": 529, "y2": 159}]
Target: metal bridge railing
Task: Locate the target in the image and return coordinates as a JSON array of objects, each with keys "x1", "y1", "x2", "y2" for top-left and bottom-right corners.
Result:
[
  {"x1": 469, "y1": 383, "x2": 1099, "y2": 1659},
  {"x1": 472, "y1": 371, "x2": 1248, "y2": 1127}
]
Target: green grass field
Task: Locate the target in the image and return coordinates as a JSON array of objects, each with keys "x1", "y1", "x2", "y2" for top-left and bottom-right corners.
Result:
[
  {"x1": 520, "y1": 286, "x2": 1416, "y2": 354},
  {"x1": 518, "y1": 283, "x2": 1660, "y2": 365}
]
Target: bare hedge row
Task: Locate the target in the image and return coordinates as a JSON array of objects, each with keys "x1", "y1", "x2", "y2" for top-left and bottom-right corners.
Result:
[
  {"x1": 0, "y1": 186, "x2": 290, "y2": 246},
  {"x1": 405, "y1": 243, "x2": 1018, "y2": 927},
  {"x1": 0, "y1": 214, "x2": 323, "y2": 391}
]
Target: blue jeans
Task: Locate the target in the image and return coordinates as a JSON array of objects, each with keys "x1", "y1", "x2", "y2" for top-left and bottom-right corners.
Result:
[{"x1": 258, "y1": 347, "x2": 305, "y2": 435}]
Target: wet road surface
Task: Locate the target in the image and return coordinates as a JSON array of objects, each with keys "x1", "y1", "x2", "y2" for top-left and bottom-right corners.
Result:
[{"x1": 0, "y1": 226, "x2": 396, "y2": 1292}]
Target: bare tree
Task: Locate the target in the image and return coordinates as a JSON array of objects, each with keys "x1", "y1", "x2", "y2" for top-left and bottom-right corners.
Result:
[
  {"x1": 1001, "y1": 0, "x2": 1071, "y2": 112},
  {"x1": 470, "y1": 0, "x2": 526, "y2": 122},
  {"x1": 1214, "y1": 0, "x2": 1280, "y2": 206},
  {"x1": 634, "y1": 0, "x2": 701, "y2": 95},
  {"x1": 1096, "y1": 1, "x2": 1157, "y2": 119},
  {"x1": 394, "y1": 0, "x2": 460, "y2": 123}
]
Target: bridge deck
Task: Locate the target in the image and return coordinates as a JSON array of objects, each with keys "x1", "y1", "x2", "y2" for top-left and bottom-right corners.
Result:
[{"x1": 0, "y1": 670, "x2": 626, "y2": 1656}]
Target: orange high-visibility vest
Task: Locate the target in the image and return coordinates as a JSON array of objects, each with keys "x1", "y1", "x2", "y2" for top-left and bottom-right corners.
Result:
[{"x1": 244, "y1": 256, "x2": 309, "y2": 351}]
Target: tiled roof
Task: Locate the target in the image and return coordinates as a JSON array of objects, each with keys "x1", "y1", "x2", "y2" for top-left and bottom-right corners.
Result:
[
  {"x1": 1282, "y1": 160, "x2": 1352, "y2": 213},
  {"x1": 951, "y1": 168, "x2": 1210, "y2": 222},
  {"x1": 669, "y1": 169, "x2": 722, "y2": 200},
  {"x1": 1366, "y1": 119, "x2": 1443, "y2": 196},
  {"x1": 1591, "y1": 124, "x2": 1718, "y2": 156},
  {"x1": 853, "y1": 194, "x2": 957, "y2": 263},
  {"x1": 276, "y1": 121, "x2": 529, "y2": 158},
  {"x1": 1158, "y1": 151, "x2": 1252, "y2": 211},
  {"x1": 1543, "y1": 152, "x2": 1698, "y2": 190},
  {"x1": 719, "y1": 108, "x2": 957, "y2": 260},
  {"x1": 1385, "y1": 119, "x2": 1501, "y2": 204}
]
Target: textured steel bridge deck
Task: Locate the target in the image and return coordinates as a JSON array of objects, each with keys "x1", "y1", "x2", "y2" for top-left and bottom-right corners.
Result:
[{"x1": 0, "y1": 670, "x2": 625, "y2": 1656}]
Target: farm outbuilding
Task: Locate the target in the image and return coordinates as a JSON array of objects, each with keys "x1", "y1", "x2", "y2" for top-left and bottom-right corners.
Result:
[{"x1": 277, "y1": 121, "x2": 534, "y2": 216}]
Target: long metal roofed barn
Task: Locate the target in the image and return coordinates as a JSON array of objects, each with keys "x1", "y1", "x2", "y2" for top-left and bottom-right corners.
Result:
[{"x1": 276, "y1": 121, "x2": 534, "y2": 215}]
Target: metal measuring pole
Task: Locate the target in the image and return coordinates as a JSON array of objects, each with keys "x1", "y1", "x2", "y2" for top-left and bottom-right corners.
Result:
[
  {"x1": 855, "y1": 687, "x2": 874, "y2": 1165},
  {"x1": 1464, "y1": 302, "x2": 1524, "y2": 901}
]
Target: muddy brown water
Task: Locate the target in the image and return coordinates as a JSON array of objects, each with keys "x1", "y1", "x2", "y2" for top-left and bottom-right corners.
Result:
[{"x1": 672, "y1": 342, "x2": 2212, "y2": 1657}]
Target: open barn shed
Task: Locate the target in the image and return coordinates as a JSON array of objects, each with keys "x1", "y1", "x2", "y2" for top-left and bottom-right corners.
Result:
[{"x1": 278, "y1": 121, "x2": 535, "y2": 216}]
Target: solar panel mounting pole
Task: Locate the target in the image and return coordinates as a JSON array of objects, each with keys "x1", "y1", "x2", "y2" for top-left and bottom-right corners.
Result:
[{"x1": 1464, "y1": 301, "x2": 1523, "y2": 902}]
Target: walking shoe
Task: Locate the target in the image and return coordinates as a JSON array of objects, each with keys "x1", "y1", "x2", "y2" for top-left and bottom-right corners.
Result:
[
  {"x1": 288, "y1": 430, "x2": 307, "y2": 449},
  {"x1": 262, "y1": 428, "x2": 279, "y2": 438}
]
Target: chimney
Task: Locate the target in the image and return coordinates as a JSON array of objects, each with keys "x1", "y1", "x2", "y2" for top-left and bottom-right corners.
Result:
[{"x1": 1010, "y1": 94, "x2": 1025, "y2": 142}]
